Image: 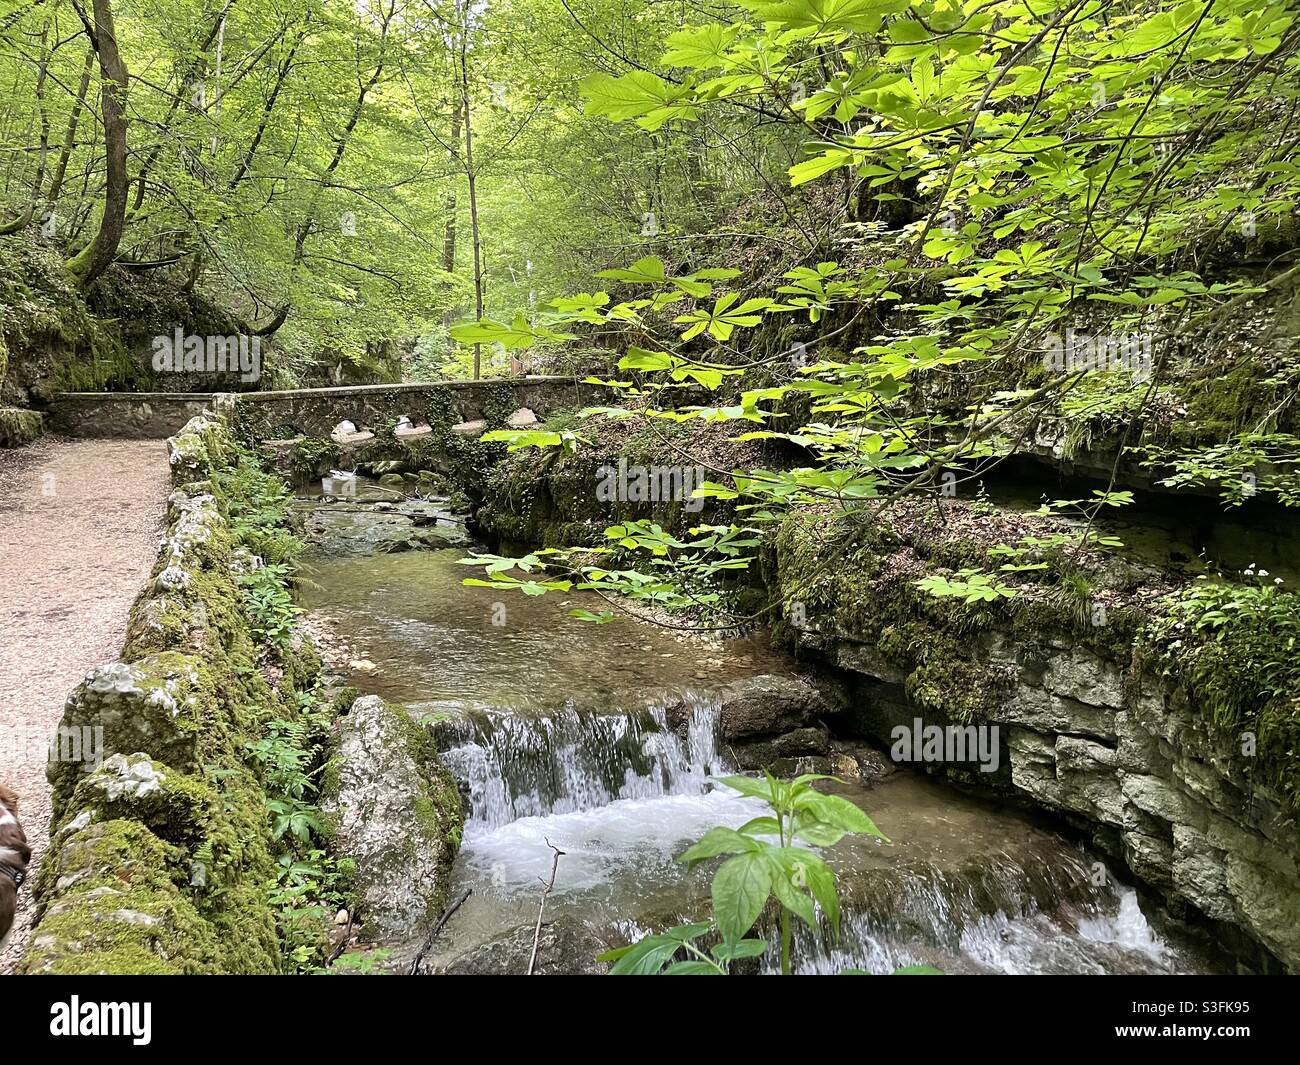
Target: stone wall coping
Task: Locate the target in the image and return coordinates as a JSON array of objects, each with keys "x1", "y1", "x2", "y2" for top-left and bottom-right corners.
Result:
[{"x1": 51, "y1": 375, "x2": 578, "y2": 403}]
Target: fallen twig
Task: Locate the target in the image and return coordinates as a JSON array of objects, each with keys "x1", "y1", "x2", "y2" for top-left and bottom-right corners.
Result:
[
  {"x1": 325, "y1": 912, "x2": 355, "y2": 966},
  {"x1": 408, "y1": 887, "x2": 473, "y2": 975},
  {"x1": 528, "y1": 839, "x2": 565, "y2": 976}
]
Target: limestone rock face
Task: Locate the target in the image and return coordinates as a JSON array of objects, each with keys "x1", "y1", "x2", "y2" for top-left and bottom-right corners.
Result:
[
  {"x1": 803, "y1": 620, "x2": 1300, "y2": 972},
  {"x1": 69, "y1": 753, "x2": 217, "y2": 847},
  {"x1": 50, "y1": 655, "x2": 214, "y2": 802},
  {"x1": 326, "y1": 696, "x2": 463, "y2": 941}
]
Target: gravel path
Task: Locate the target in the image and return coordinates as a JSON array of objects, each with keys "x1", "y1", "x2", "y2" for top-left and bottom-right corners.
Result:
[{"x1": 0, "y1": 437, "x2": 168, "y2": 974}]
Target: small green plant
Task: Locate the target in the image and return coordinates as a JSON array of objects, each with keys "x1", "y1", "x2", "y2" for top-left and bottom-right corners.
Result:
[
  {"x1": 239, "y1": 562, "x2": 303, "y2": 647},
  {"x1": 248, "y1": 692, "x2": 352, "y2": 971},
  {"x1": 1141, "y1": 432, "x2": 1300, "y2": 507},
  {"x1": 213, "y1": 450, "x2": 304, "y2": 564},
  {"x1": 916, "y1": 568, "x2": 1019, "y2": 604},
  {"x1": 328, "y1": 949, "x2": 393, "y2": 975},
  {"x1": 602, "y1": 773, "x2": 910, "y2": 975}
]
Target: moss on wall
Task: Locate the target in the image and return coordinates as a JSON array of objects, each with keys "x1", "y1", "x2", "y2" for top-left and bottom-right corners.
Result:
[
  {"x1": 768, "y1": 500, "x2": 1163, "y2": 724},
  {"x1": 22, "y1": 410, "x2": 322, "y2": 975}
]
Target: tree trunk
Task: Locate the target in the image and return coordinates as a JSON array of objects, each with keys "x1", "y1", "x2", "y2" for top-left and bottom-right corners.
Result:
[
  {"x1": 45, "y1": 46, "x2": 94, "y2": 204},
  {"x1": 460, "y1": 35, "x2": 484, "y2": 379},
  {"x1": 441, "y1": 98, "x2": 461, "y2": 330},
  {"x1": 65, "y1": 0, "x2": 129, "y2": 286}
]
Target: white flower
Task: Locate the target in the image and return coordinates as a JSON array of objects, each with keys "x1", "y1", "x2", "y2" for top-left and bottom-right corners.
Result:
[{"x1": 1258, "y1": 569, "x2": 1269, "y2": 577}]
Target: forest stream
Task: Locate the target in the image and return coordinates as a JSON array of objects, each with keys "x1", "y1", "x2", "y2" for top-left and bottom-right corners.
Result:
[{"x1": 297, "y1": 478, "x2": 1230, "y2": 975}]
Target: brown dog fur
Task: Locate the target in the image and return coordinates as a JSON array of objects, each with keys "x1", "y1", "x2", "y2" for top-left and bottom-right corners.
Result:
[{"x1": 0, "y1": 784, "x2": 31, "y2": 954}]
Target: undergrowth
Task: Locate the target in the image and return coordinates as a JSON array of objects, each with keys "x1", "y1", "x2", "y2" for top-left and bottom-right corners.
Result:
[{"x1": 1152, "y1": 569, "x2": 1300, "y2": 810}]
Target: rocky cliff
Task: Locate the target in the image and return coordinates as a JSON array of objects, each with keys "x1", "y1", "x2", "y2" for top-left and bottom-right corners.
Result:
[{"x1": 771, "y1": 499, "x2": 1300, "y2": 973}]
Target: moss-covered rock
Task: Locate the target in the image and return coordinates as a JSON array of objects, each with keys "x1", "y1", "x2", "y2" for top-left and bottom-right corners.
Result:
[
  {"x1": 67, "y1": 753, "x2": 218, "y2": 847},
  {"x1": 21, "y1": 819, "x2": 216, "y2": 975},
  {"x1": 0, "y1": 406, "x2": 43, "y2": 447},
  {"x1": 323, "y1": 695, "x2": 463, "y2": 941}
]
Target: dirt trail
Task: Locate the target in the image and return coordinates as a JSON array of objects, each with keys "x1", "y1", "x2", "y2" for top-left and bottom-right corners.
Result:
[{"x1": 0, "y1": 437, "x2": 168, "y2": 974}]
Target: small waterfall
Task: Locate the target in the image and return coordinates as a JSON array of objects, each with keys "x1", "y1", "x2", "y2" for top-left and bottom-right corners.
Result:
[
  {"x1": 771, "y1": 853, "x2": 1186, "y2": 975},
  {"x1": 438, "y1": 691, "x2": 728, "y2": 832}
]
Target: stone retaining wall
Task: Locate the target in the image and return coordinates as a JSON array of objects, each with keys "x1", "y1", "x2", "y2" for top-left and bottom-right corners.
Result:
[
  {"x1": 22, "y1": 411, "x2": 318, "y2": 974},
  {"x1": 48, "y1": 376, "x2": 595, "y2": 440}
]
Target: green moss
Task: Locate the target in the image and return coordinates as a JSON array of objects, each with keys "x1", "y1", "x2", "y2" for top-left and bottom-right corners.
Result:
[
  {"x1": 395, "y1": 708, "x2": 465, "y2": 858},
  {"x1": 1147, "y1": 580, "x2": 1300, "y2": 810},
  {"x1": 69, "y1": 755, "x2": 218, "y2": 847},
  {"x1": 29, "y1": 410, "x2": 321, "y2": 975},
  {"x1": 0, "y1": 406, "x2": 43, "y2": 447},
  {"x1": 769, "y1": 502, "x2": 1167, "y2": 723},
  {"x1": 21, "y1": 819, "x2": 217, "y2": 976},
  {"x1": 1175, "y1": 358, "x2": 1271, "y2": 444},
  {"x1": 284, "y1": 437, "x2": 340, "y2": 482}
]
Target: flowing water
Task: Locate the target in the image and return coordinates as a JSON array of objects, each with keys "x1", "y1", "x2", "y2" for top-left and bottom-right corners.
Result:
[{"x1": 298, "y1": 491, "x2": 1220, "y2": 975}]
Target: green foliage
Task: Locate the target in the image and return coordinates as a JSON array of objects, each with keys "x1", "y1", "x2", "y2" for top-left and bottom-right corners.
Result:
[
  {"x1": 245, "y1": 687, "x2": 350, "y2": 972},
  {"x1": 1153, "y1": 570, "x2": 1300, "y2": 808},
  {"x1": 458, "y1": 520, "x2": 761, "y2": 616},
  {"x1": 214, "y1": 452, "x2": 304, "y2": 564},
  {"x1": 238, "y1": 563, "x2": 303, "y2": 647},
  {"x1": 438, "y1": 0, "x2": 1300, "y2": 641},
  {"x1": 1141, "y1": 433, "x2": 1300, "y2": 506},
  {"x1": 916, "y1": 568, "x2": 1018, "y2": 604}
]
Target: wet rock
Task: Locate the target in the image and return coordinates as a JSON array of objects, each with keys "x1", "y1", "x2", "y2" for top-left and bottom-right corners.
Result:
[
  {"x1": 1009, "y1": 729, "x2": 1125, "y2": 827},
  {"x1": 717, "y1": 674, "x2": 828, "y2": 739},
  {"x1": 731, "y1": 727, "x2": 830, "y2": 771},
  {"x1": 828, "y1": 739, "x2": 896, "y2": 783},
  {"x1": 325, "y1": 696, "x2": 463, "y2": 942},
  {"x1": 441, "y1": 917, "x2": 609, "y2": 975},
  {"x1": 295, "y1": 497, "x2": 471, "y2": 556}
]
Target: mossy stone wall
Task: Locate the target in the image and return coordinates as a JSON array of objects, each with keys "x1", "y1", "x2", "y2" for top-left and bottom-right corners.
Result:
[{"x1": 22, "y1": 410, "x2": 319, "y2": 975}]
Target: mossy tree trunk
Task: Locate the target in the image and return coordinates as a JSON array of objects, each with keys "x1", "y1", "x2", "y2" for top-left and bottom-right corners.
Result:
[{"x1": 65, "y1": 0, "x2": 130, "y2": 288}]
